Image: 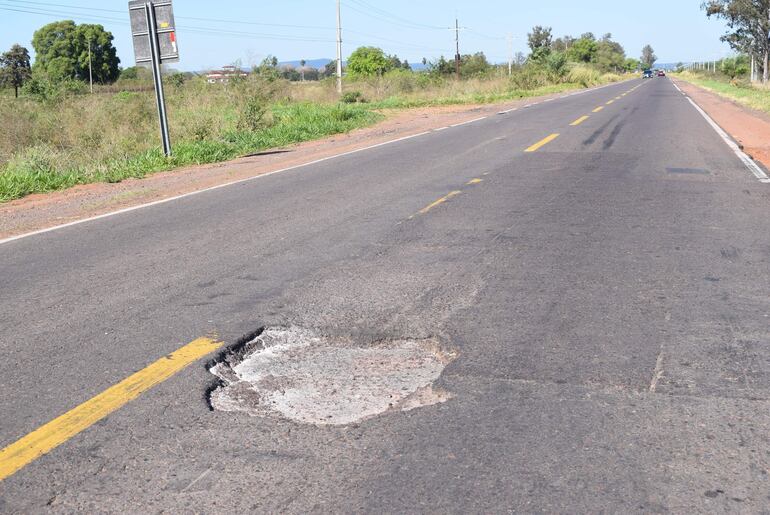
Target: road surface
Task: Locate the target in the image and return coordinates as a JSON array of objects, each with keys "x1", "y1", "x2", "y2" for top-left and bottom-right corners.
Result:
[{"x1": 1, "y1": 77, "x2": 770, "y2": 512}]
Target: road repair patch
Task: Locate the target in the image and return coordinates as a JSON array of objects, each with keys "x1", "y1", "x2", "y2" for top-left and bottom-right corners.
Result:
[{"x1": 208, "y1": 327, "x2": 456, "y2": 425}]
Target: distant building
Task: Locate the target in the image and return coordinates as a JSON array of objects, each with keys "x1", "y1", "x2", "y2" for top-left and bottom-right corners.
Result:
[{"x1": 206, "y1": 65, "x2": 248, "y2": 84}]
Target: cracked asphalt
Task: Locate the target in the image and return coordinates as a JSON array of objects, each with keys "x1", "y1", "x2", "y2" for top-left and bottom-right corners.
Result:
[{"x1": 1, "y1": 78, "x2": 770, "y2": 512}]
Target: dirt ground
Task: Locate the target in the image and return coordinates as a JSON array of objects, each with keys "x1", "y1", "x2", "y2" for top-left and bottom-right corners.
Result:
[
  {"x1": 6, "y1": 79, "x2": 766, "y2": 240},
  {"x1": 674, "y1": 79, "x2": 770, "y2": 172}
]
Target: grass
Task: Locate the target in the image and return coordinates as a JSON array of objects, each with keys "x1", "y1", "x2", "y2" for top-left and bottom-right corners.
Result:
[
  {"x1": 0, "y1": 92, "x2": 379, "y2": 202},
  {"x1": 674, "y1": 71, "x2": 770, "y2": 115},
  {"x1": 0, "y1": 68, "x2": 628, "y2": 203}
]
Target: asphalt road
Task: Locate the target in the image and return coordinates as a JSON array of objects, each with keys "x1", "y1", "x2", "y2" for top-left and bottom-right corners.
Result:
[{"x1": 2, "y1": 77, "x2": 770, "y2": 512}]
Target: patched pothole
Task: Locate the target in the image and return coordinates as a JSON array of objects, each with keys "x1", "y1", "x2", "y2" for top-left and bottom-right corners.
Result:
[{"x1": 208, "y1": 327, "x2": 456, "y2": 426}]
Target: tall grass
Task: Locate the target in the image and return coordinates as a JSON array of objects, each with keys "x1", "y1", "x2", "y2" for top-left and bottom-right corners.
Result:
[
  {"x1": 0, "y1": 78, "x2": 379, "y2": 202},
  {"x1": 674, "y1": 71, "x2": 770, "y2": 114},
  {"x1": 0, "y1": 67, "x2": 628, "y2": 203}
]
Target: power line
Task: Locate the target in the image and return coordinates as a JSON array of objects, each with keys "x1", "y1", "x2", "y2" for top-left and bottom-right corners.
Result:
[
  {"x1": 5, "y1": 0, "x2": 335, "y2": 30},
  {"x1": 0, "y1": 6, "x2": 335, "y2": 42}
]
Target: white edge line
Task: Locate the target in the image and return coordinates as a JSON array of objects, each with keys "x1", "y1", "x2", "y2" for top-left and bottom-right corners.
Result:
[
  {"x1": 0, "y1": 129, "x2": 435, "y2": 246},
  {"x1": 685, "y1": 96, "x2": 770, "y2": 183},
  {"x1": 449, "y1": 116, "x2": 487, "y2": 128}
]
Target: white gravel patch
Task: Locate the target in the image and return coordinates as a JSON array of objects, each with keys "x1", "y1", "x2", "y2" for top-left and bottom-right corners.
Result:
[{"x1": 209, "y1": 327, "x2": 456, "y2": 425}]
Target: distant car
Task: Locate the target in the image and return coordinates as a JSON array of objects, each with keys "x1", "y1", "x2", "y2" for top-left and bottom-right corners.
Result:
[
  {"x1": 657, "y1": 70, "x2": 666, "y2": 77},
  {"x1": 643, "y1": 70, "x2": 653, "y2": 79}
]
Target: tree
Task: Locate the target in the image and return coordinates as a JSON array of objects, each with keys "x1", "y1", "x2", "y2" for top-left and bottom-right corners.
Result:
[
  {"x1": 641, "y1": 45, "x2": 657, "y2": 69},
  {"x1": 32, "y1": 21, "x2": 119, "y2": 83},
  {"x1": 567, "y1": 36, "x2": 598, "y2": 63},
  {"x1": 0, "y1": 44, "x2": 31, "y2": 97},
  {"x1": 703, "y1": 0, "x2": 770, "y2": 82},
  {"x1": 596, "y1": 35, "x2": 627, "y2": 72},
  {"x1": 527, "y1": 26, "x2": 553, "y2": 62},
  {"x1": 323, "y1": 59, "x2": 338, "y2": 78},
  {"x1": 299, "y1": 59, "x2": 306, "y2": 81},
  {"x1": 347, "y1": 46, "x2": 391, "y2": 77}
]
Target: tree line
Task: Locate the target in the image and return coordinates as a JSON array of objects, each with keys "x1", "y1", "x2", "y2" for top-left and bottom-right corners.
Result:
[
  {"x1": 704, "y1": 0, "x2": 770, "y2": 82},
  {"x1": 1, "y1": 17, "x2": 658, "y2": 97}
]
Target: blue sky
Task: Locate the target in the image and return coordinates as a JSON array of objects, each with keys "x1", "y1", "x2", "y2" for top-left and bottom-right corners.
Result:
[{"x1": 0, "y1": 0, "x2": 732, "y2": 71}]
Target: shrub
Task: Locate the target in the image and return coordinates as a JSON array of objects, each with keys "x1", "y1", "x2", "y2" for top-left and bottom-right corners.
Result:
[{"x1": 341, "y1": 91, "x2": 365, "y2": 103}]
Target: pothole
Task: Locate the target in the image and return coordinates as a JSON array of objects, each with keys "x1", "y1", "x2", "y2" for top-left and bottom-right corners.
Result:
[{"x1": 208, "y1": 327, "x2": 456, "y2": 426}]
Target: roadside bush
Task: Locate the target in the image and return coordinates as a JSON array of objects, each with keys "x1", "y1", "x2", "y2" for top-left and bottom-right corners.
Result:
[
  {"x1": 566, "y1": 65, "x2": 601, "y2": 87},
  {"x1": 22, "y1": 72, "x2": 85, "y2": 103},
  {"x1": 509, "y1": 65, "x2": 549, "y2": 90},
  {"x1": 341, "y1": 91, "x2": 365, "y2": 103}
]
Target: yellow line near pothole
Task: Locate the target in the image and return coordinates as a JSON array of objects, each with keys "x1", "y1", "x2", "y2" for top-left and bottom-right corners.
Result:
[
  {"x1": 0, "y1": 337, "x2": 223, "y2": 482},
  {"x1": 570, "y1": 116, "x2": 590, "y2": 126},
  {"x1": 419, "y1": 191, "x2": 462, "y2": 215},
  {"x1": 525, "y1": 133, "x2": 560, "y2": 152}
]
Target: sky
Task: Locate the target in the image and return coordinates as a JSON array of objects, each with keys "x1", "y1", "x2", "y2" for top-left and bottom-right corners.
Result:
[{"x1": 0, "y1": 0, "x2": 733, "y2": 71}]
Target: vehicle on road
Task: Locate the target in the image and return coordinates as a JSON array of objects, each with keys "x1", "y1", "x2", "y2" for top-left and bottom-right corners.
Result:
[
  {"x1": 643, "y1": 69, "x2": 653, "y2": 79},
  {"x1": 657, "y1": 70, "x2": 666, "y2": 77}
]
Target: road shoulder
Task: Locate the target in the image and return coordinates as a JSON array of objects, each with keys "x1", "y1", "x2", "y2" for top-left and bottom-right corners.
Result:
[{"x1": 673, "y1": 79, "x2": 770, "y2": 173}]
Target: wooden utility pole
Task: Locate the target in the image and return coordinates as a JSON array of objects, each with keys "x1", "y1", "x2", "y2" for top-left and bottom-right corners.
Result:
[
  {"x1": 336, "y1": 0, "x2": 343, "y2": 94},
  {"x1": 454, "y1": 18, "x2": 461, "y2": 80}
]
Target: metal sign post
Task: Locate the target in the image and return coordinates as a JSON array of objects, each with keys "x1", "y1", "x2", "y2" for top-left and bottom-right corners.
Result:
[{"x1": 129, "y1": 1, "x2": 179, "y2": 157}]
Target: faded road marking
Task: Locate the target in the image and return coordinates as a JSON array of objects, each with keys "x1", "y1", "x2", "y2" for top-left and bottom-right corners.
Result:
[
  {"x1": 467, "y1": 178, "x2": 483, "y2": 185},
  {"x1": 592, "y1": 106, "x2": 605, "y2": 113},
  {"x1": 418, "y1": 191, "x2": 462, "y2": 215},
  {"x1": 0, "y1": 337, "x2": 223, "y2": 482},
  {"x1": 525, "y1": 133, "x2": 560, "y2": 152},
  {"x1": 570, "y1": 116, "x2": 590, "y2": 126},
  {"x1": 606, "y1": 100, "x2": 615, "y2": 105}
]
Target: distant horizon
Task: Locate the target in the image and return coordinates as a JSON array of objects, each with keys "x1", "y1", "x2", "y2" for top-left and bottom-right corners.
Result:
[{"x1": 1, "y1": 1, "x2": 733, "y2": 72}]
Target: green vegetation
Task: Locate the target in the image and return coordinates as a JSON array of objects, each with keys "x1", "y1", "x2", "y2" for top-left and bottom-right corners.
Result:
[
  {"x1": 0, "y1": 18, "x2": 634, "y2": 203},
  {"x1": 704, "y1": 0, "x2": 769, "y2": 83},
  {"x1": 0, "y1": 78, "x2": 379, "y2": 202},
  {"x1": 32, "y1": 20, "x2": 120, "y2": 83},
  {"x1": 0, "y1": 44, "x2": 31, "y2": 98},
  {"x1": 674, "y1": 70, "x2": 770, "y2": 114}
]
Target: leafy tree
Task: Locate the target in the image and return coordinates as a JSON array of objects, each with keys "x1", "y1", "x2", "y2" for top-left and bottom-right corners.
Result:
[
  {"x1": 32, "y1": 20, "x2": 120, "y2": 83},
  {"x1": 299, "y1": 59, "x2": 306, "y2": 81},
  {"x1": 323, "y1": 59, "x2": 338, "y2": 78},
  {"x1": 596, "y1": 35, "x2": 627, "y2": 72},
  {"x1": 703, "y1": 0, "x2": 770, "y2": 82},
  {"x1": 527, "y1": 26, "x2": 553, "y2": 62},
  {"x1": 347, "y1": 46, "x2": 391, "y2": 77},
  {"x1": 720, "y1": 55, "x2": 750, "y2": 78},
  {"x1": 551, "y1": 36, "x2": 576, "y2": 53},
  {"x1": 545, "y1": 51, "x2": 568, "y2": 79},
  {"x1": 254, "y1": 55, "x2": 281, "y2": 80},
  {"x1": 624, "y1": 58, "x2": 641, "y2": 72},
  {"x1": 641, "y1": 45, "x2": 657, "y2": 69},
  {"x1": 0, "y1": 44, "x2": 32, "y2": 97},
  {"x1": 567, "y1": 36, "x2": 598, "y2": 63}
]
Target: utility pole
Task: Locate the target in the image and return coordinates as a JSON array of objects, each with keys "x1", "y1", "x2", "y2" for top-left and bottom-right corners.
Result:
[
  {"x1": 88, "y1": 36, "x2": 93, "y2": 94},
  {"x1": 454, "y1": 18, "x2": 461, "y2": 81},
  {"x1": 507, "y1": 33, "x2": 513, "y2": 76},
  {"x1": 336, "y1": 0, "x2": 343, "y2": 94}
]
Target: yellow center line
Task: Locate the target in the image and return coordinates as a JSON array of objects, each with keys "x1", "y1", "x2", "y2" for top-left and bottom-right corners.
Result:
[
  {"x1": 525, "y1": 133, "x2": 560, "y2": 153},
  {"x1": 615, "y1": 96, "x2": 622, "y2": 100},
  {"x1": 418, "y1": 190, "x2": 462, "y2": 215},
  {"x1": 467, "y1": 178, "x2": 483, "y2": 185},
  {"x1": 606, "y1": 100, "x2": 615, "y2": 105},
  {"x1": 570, "y1": 115, "x2": 590, "y2": 126},
  {"x1": 592, "y1": 106, "x2": 605, "y2": 113},
  {"x1": 0, "y1": 337, "x2": 223, "y2": 482}
]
